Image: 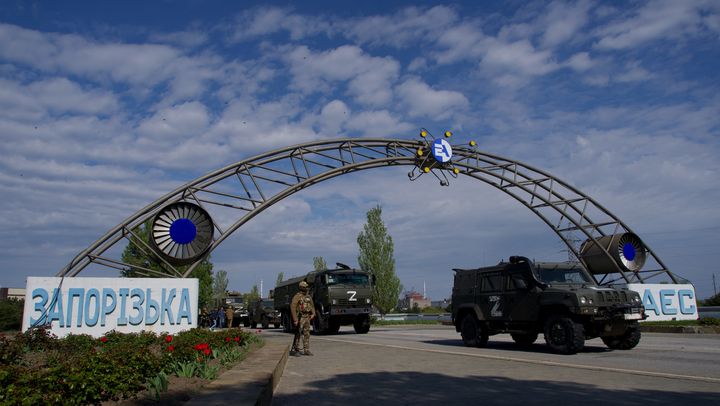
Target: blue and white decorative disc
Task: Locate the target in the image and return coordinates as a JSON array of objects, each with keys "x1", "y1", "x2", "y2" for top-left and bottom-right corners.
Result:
[
  {"x1": 151, "y1": 202, "x2": 213, "y2": 265},
  {"x1": 617, "y1": 233, "x2": 646, "y2": 271},
  {"x1": 432, "y1": 138, "x2": 453, "y2": 163}
]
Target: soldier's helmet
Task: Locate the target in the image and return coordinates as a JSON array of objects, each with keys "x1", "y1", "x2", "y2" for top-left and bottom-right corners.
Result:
[{"x1": 299, "y1": 281, "x2": 309, "y2": 291}]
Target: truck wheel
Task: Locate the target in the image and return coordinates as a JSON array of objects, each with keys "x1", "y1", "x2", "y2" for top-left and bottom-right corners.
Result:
[
  {"x1": 274, "y1": 323, "x2": 280, "y2": 329},
  {"x1": 243, "y1": 319, "x2": 250, "y2": 328},
  {"x1": 543, "y1": 315, "x2": 584, "y2": 354},
  {"x1": 460, "y1": 314, "x2": 488, "y2": 348},
  {"x1": 328, "y1": 320, "x2": 341, "y2": 334},
  {"x1": 281, "y1": 312, "x2": 292, "y2": 333},
  {"x1": 251, "y1": 322, "x2": 257, "y2": 329},
  {"x1": 602, "y1": 324, "x2": 641, "y2": 350},
  {"x1": 511, "y1": 332, "x2": 538, "y2": 346},
  {"x1": 353, "y1": 316, "x2": 370, "y2": 334},
  {"x1": 262, "y1": 319, "x2": 270, "y2": 329}
]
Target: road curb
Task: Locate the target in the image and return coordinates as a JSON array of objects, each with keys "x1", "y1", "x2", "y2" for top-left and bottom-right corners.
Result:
[
  {"x1": 184, "y1": 340, "x2": 290, "y2": 406},
  {"x1": 640, "y1": 325, "x2": 720, "y2": 334}
]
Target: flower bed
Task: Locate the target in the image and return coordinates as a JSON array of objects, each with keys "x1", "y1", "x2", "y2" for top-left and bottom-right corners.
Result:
[{"x1": 0, "y1": 327, "x2": 261, "y2": 405}]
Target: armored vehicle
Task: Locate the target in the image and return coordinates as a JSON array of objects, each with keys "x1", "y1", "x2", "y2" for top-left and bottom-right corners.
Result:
[
  {"x1": 274, "y1": 263, "x2": 374, "y2": 334},
  {"x1": 249, "y1": 298, "x2": 281, "y2": 329},
  {"x1": 452, "y1": 256, "x2": 645, "y2": 354}
]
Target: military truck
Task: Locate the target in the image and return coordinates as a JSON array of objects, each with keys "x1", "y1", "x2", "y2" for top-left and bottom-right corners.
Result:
[
  {"x1": 223, "y1": 293, "x2": 250, "y2": 327},
  {"x1": 274, "y1": 263, "x2": 374, "y2": 334},
  {"x1": 452, "y1": 256, "x2": 645, "y2": 354},
  {"x1": 248, "y1": 298, "x2": 281, "y2": 329}
]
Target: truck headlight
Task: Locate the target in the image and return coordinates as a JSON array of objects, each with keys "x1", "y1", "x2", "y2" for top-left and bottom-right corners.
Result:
[
  {"x1": 580, "y1": 296, "x2": 594, "y2": 305},
  {"x1": 366, "y1": 298, "x2": 371, "y2": 304},
  {"x1": 332, "y1": 299, "x2": 337, "y2": 305}
]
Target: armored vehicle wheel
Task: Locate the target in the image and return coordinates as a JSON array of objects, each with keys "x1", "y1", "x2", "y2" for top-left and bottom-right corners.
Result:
[
  {"x1": 601, "y1": 323, "x2": 641, "y2": 350},
  {"x1": 511, "y1": 332, "x2": 538, "y2": 346},
  {"x1": 262, "y1": 320, "x2": 270, "y2": 329},
  {"x1": 543, "y1": 316, "x2": 585, "y2": 354},
  {"x1": 243, "y1": 320, "x2": 250, "y2": 327},
  {"x1": 460, "y1": 315, "x2": 489, "y2": 347},
  {"x1": 274, "y1": 323, "x2": 280, "y2": 329},
  {"x1": 251, "y1": 322, "x2": 257, "y2": 329},
  {"x1": 353, "y1": 315, "x2": 371, "y2": 334}
]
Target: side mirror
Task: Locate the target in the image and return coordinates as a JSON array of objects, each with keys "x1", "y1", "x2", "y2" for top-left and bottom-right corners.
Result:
[{"x1": 268, "y1": 289, "x2": 274, "y2": 299}]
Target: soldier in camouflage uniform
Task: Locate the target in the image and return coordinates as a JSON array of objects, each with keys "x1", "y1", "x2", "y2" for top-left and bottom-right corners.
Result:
[{"x1": 290, "y1": 280, "x2": 316, "y2": 356}]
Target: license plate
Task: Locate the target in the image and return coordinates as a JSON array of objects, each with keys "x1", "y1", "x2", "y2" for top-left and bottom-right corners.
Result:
[{"x1": 624, "y1": 313, "x2": 642, "y2": 320}]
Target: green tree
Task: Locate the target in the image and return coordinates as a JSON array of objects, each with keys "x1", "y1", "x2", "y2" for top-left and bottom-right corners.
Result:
[
  {"x1": 244, "y1": 285, "x2": 260, "y2": 303},
  {"x1": 357, "y1": 205, "x2": 401, "y2": 317},
  {"x1": 704, "y1": 293, "x2": 720, "y2": 306},
  {"x1": 275, "y1": 272, "x2": 284, "y2": 287},
  {"x1": 313, "y1": 256, "x2": 327, "y2": 271},
  {"x1": 120, "y1": 219, "x2": 214, "y2": 309},
  {"x1": 213, "y1": 270, "x2": 229, "y2": 301},
  {"x1": 0, "y1": 298, "x2": 24, "y2": 331}
]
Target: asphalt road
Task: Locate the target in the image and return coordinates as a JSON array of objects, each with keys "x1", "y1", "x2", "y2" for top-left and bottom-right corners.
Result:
[{"x1": 266, "y1": 325, "x2": 720, "y2": 405}]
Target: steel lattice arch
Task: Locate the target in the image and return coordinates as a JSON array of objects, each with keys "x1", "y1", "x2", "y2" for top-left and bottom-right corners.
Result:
[{"x1": 58, "y1": 137, "x2": 681, "y2": 286}]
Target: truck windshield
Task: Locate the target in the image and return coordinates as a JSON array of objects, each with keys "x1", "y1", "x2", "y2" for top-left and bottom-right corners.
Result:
[
  {"x1": 327, "y1": 273, "x2": 369, "y2": 285},
  {"x1": 533, "y1": 264, "x2": 594, "y2": 284}
]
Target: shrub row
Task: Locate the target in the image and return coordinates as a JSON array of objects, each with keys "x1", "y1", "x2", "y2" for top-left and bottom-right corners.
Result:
[{"x1": 0, "y1": 327, "x2": 259, "y2": 405}]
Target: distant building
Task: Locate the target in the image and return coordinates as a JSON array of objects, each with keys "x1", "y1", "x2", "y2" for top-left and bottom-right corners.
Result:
[
  {"x1": 0, "y1": 287, "x2": 25, "y2": 301},
  {"x1": 399, "y1": 291, "x2": 431, "y2": 311}
]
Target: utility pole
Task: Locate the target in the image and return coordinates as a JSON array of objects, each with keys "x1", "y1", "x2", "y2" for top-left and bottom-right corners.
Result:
[
  {"x1": 713, "y1": 274, "x2": 717, "y2": 296},
  {"x1": 260, "y1": 279, "x2": 264, "y2": 299}
]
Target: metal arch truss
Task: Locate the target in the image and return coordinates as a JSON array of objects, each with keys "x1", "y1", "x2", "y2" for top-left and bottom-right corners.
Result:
[{"x1": 58, "y1": 138, "x2": 679, "y2": 286}]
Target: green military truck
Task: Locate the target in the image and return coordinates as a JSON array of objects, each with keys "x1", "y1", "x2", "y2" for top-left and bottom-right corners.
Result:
[
  {"x1": 273, "y1": 263, "x2": 374, "y2": 334},
  {"x1": 248, "y1": 298, "x2": 281, "y2": 329},
  {"x1": 452, "y1": 256, "x2": 645, "y2": 354}
]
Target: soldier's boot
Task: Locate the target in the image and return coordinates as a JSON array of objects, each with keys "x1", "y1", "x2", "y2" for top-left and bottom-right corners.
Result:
[
  {"x1": 303, "y1": 350, "x2": 314, "y2": 356},
  {"x1": 290, "y1": 348, "x2": 302, "y2": 357}
]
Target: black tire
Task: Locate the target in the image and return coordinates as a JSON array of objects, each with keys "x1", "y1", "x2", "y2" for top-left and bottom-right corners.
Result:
[
  {"x1": 250, "y1": 321, "x2": 257, "y2": 329},
  {"x1": 274, "y1": 323, "x2": 280, "y2": 329},
  {"x1": 262, "y1": 319, "x2": 270, "y2": 329},
  {"x1": 281, "y1": 312, "x2": 293, "y2": 333},
  {"x1": 328, "y1": 320, "x2": 341, "y2": 334},
  {"x1": 353, "y1": 315, "x2": 371, "y2": 334},
  {"x1": 243, "y1": 319, "x2": 250, "y2": 328},
  {"x1": 602, "y1": 324, "x2": 641, "y2": 350},
  {"x1": 543, "y1": 315, "x2": 585, "y2": 354},
  {"x1": 511, "y1": 332, "x2": 538, "y2": 346},
  {"x1": 460, "y1": 314, "x2": 489, "y2": 348}
]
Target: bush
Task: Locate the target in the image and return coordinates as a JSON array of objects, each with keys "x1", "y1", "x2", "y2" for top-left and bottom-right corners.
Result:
[
  {"x1": 0, "y1": 327, "x2": 259, "y2": 405},
  {"x1": 699, "y1": 317, "x2": 720, "y2": 326}
]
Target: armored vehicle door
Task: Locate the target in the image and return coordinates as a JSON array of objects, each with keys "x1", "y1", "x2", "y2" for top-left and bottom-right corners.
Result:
[
  {"x1": 503, "y1": 270, "x2": 540, "y2": 322},
  {"x1": 476, "y1": 271, "x2": 504, "y2": 320}
]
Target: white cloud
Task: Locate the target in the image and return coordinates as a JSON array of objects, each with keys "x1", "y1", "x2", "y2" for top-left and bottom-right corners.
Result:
[
  {"x1": 540, "y1": 0, "x2": 591, "y2": 48},
  {"x1": 137, "y1": 101, "x2": 211, "y2": 139},
  {"x1": 342, "y1": 5, "x2": 458, "y2": 48},
  {"x1": 230, "y1": 7, "x2": 329, "y2": 41},
  {"x1": 482, "y1": 39, "x2": 559, "y2": 78},
  {"x1": 566, "y1": 52, "x2": 594, "y2": 71},
  {"x1": 594, "y1": 1, "x2": 714, "y2": 50},
  {"x1": 317, "y1": 100, "x2": 350, "y2": 136},
  {"x1": 286, "y1": 45, "x2": 400, "y2": 106},
  {"x1": 345, "y1": 110, "x2": 414, "y2": 137},
  {"x1": 396, "y1": 78, "x2": 469, "y2": 119}
]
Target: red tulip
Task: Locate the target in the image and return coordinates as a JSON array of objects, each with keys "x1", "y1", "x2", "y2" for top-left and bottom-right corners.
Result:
[
  {"x1": 225, "y1": 337, "x2": 231, "y2": 342},
  {"x1": 165, "y1": 335, "x2": 173, "y2": 343},
  {"x1": 167, "y1": 345, "x2": 175, "y2": 352},
  {"x1": 100, "y1": 336, "x2": 107, "y2": 343}
]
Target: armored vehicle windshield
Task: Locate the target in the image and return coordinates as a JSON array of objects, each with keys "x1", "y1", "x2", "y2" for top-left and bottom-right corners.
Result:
[{"x1": 532, "y1": 262, "x2": 596, "y2": 285}]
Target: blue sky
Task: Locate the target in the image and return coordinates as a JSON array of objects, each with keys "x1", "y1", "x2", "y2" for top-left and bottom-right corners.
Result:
[{"x1": 1, "y1": 1, "x2": 719, "y2": 301}]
